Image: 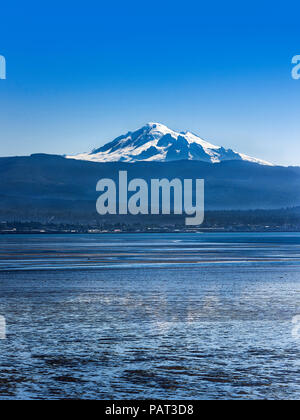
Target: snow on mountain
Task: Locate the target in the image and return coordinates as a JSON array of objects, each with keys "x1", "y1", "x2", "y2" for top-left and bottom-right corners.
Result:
[{"x1": 66, "y1": 122, "x2": 273, "y2": 166}]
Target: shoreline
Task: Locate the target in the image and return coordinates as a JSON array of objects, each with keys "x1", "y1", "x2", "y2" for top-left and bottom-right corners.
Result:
[{"x1": 1, "y1": 229, "x2": 300, "y2": 235}]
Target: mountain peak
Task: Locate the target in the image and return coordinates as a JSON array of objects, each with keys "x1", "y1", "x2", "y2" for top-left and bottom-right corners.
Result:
[
  {"x1": 146, "y1": 121, "x2": 167, "y2": 127},
  {"x1": 67, "y1": 123, "x2": 273, "y2": 166},
  {"x1": 145, "y1": 121, "x2": 161, "y2": 127}
]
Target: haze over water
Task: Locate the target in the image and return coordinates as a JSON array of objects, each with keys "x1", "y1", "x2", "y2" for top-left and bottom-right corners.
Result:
[{"x1": 0, "y1": 233, "x2": 299, "y2": 399}]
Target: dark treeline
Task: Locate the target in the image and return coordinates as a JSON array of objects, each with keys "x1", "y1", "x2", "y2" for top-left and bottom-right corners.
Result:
[{"x1": 203, "y1": 207, "x2": 300, "y2": 227}]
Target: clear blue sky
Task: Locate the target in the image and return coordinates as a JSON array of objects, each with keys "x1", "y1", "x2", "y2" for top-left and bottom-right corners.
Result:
[{"x1": 0, "y1": 0, "x2": 299, "y2": 165}]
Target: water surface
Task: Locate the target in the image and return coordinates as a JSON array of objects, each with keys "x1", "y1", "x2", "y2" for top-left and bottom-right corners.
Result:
[{"x1": 0, "y1": 233, "x2": 299, "y2": 399}]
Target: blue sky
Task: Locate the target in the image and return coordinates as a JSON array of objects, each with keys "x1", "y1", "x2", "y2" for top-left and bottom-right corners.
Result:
[{"x1": 0, "y1": 0, "x2": 299, "y2": 165}]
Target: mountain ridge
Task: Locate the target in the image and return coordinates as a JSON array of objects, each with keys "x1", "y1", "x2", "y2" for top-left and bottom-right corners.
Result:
[
  {"x1": 67, "y1": 122, "x2": 273, "y2": 166},
  {"x1": 0, "y1": 155, "x2": 300, "y2": 224}
]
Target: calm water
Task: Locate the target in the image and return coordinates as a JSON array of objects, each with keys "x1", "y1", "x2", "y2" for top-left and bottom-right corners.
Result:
[{"x1": 0, "y1": 233, "x2": 299, "y2": 400}]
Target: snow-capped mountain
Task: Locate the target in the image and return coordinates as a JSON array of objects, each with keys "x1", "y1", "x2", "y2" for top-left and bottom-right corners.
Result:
[{"x1": 67, "y1": 122, "x2": 273, "y2": 166}]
